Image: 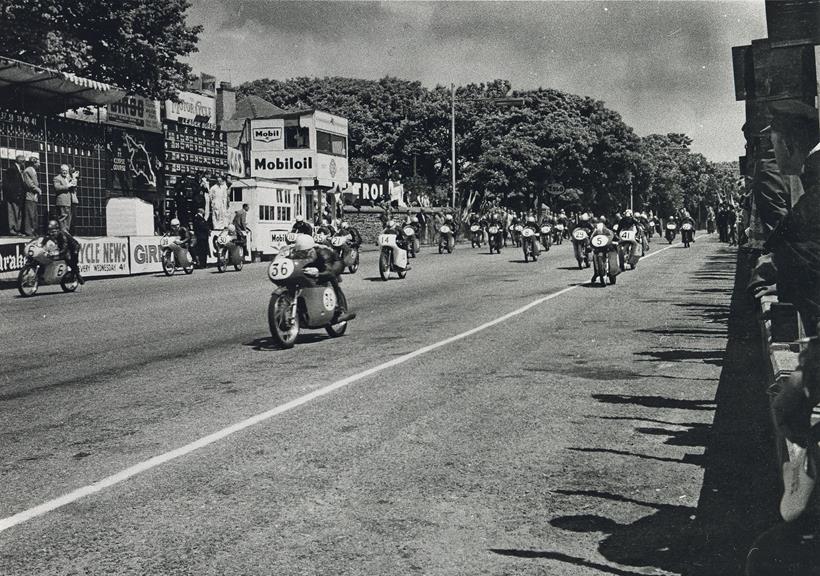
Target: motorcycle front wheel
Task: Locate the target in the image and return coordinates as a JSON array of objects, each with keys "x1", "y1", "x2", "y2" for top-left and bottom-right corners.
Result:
[
  {"x1": 379, "y1": 250, "x2": 391, "y2": 281},
  {"x1": 217, "y1": 258, "x2": 226, "y2": 273},
  {"x1": 348, "y1": 251, "x2": 360, "y2": 274},
  {"x1": 268, "y1": 292, "x2": 299, "y2": 349},
  {"x1": 234, "y1": 257, "x2": 244, "y2": 271},
  {"x1": 162, "y1": 252, "x2": 175, "y2": 276},
  {"x1": 17, "y1": 265, "x2": 38, "y2": 297},
  {"x1": 60, "y1": 272, "x2": 79, "y2": 293}
]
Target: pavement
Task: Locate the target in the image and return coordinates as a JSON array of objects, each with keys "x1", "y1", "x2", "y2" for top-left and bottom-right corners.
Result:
[{"x1": 0, "y1": 234, "x2": 763, "y2": 575}]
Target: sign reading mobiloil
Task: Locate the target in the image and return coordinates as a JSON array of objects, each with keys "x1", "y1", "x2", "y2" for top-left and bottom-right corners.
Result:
[{"x1": 251, "y1": 150, "x2": 315, "y2": 179}]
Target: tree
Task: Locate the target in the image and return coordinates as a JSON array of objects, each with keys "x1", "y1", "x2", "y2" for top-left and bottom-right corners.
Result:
[{"x1": 0, "y1": 0, "x2": 202, "y2": 99}]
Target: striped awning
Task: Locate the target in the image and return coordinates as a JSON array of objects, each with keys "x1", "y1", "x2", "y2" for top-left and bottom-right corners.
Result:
[{"x1": 0, "y1": 57, "x2": 126, "y2": 109}]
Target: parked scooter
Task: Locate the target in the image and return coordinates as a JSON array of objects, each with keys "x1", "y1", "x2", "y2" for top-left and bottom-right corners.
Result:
[
  {"x1": 266, "y1": 245, "x2": 353, "y2": 349},
  {"x1": 665, "y1": 222, "x2": 678, "y2": 244},
  {"x1": 488, "y1": 224, "x2": 503, "y2": 254},
  {"x1": 378, "y1": 233, "x2": 409, "y2": 280},
  {"x1": 590, "y1": 233, "x2": 619, "y2": 286},
  {"x1": 160, "y1": 234, "x2": 195, "y2": 276},
  {"x1": 521, "y1": 227, "x2": 540, "y2": 262},
  {"x1": 16, "y1": 238, "x2": 80, "y2": 297},
  {"x1": 571, "y1": 227, "x2": 591, "y2": 269},
  {"x1": 438, "y1": 224, "x2": 455, "y2": 254},
  {"x1": 470, "y1": 224, "x2": 484, "y2": 248},
  {"x1": 617, "y1": 227, "x2": 641, "y2": 270},
  {"x1": 215, "y1": 229, "x2": 244, "y2": 273}
]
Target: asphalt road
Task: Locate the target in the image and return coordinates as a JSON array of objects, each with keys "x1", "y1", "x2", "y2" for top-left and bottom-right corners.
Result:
[{"x1": 0, "y1": 234, "x2": 735, "y2": 575}]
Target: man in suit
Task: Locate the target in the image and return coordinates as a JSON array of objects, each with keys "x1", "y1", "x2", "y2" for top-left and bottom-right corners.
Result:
[
  {"x1": 22, "y1": 156, "x2": 41, "y2": 236},
  {"x1": 3, "y1": 154, "x2": 26, "y2": 235},
  {"x1": 53, "y1": 164, "x2": 78, "y2": 232}
]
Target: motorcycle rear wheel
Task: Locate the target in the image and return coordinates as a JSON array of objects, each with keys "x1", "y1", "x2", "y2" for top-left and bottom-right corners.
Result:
[
  {"x1": 184, "y1": 264, "x2": 194, "y2": 275},
  {"x1": 217, "y1": 258, "x2": 226, "y2": 273},
  {"x1": 17, "y1": 265, "x2": 38, "y2": 297},
  {"x1": 326, "y1": 291, "x2": 348, "y2": 338},
  {"x1": 379, "y1": 250, "x2": 391, "y2": 281},
  {"x1": 234, "y1": 259, "x2": 244, "y2": 271},
  {"x1": 268, "y1": 292, "x2": 299, "y2": 349}
]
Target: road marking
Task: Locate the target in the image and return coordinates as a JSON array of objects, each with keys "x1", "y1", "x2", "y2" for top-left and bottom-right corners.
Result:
[{"x1": 0, "y1": 233, "x2": 705, "y2": 534}]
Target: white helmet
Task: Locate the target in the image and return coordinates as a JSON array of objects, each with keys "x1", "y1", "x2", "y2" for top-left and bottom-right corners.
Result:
[
  {"x1": 293, "y1": 233, "x2": 316, "y2": 252},
  {"x1": 387, "y1": 219, "x2": 396, "y2": 228},
  {"x1": 341, "y1": 221, "x2": 349, "y2": 229},
  {"x1": 625, "y1": 209, "x2": 633, "y2": 217},
  {"x1": 580, "y1": 213, "x2": 590, "y2": 221},
  {"x1": 295, "y1": 214, "x2": 304, "y2": 222},
  {"x1": 170, "y1": 218, "x2": 180, "y2": 227},
  {"x1": 227, "y1": 224, "x2": 236, "y2": 233},
  {"x1": 527, "y1": 216, "x2": 536, "y2": 223},
  {"x1": 412, "y1": 216, "x2": 418, "y2": 223},
  {"x1": 445, "y1": 214, "x2": 453, "y2": 221}
]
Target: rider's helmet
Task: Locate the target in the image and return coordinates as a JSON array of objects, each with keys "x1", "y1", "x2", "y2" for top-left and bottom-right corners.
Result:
[
  {"x1": 527, "y1": 215, "x2": 536, "y2": 223},
  {"x1": 599, "y1": 215, "x2": 607, "y2": 224},
  {"x1": 387, "y1": 219, "x2": 396, "y2": 228},
  {"x1": 295, "y1": 214, "x2": 304, "y2": 223},
  {"x1": 292, "y1": 233, "x2": 316, "y2": 253},
  {"x1": 227, "y1": 224, "x2": 236, "y2": 233},
  {"x1": 445, "y1": 214, "x2": 453, "y2": 222},
  {"x1": 47, "y1": 219, "x2": 60, "y2": 238},
  {"x1": 580, "y1": 213, "x2": 590, "y2": 222},
  {"x1": 625, "y1": 209, "x2": 633, "y2": 217},
  {"x1": 321, "y1": 218, "x2": 329, "y2": 227},
  {"x1": 170, "y1": 218, "x2": 180, "y2": 230},
  {"x1": 341, "y1": 221, "x2": 350, "y2": 230},
  {"x1": 412, "y1": 216, "x2": 419, "y2": 224}
]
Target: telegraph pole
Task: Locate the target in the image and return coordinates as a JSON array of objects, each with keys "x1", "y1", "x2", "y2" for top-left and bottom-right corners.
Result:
[{"x1": 451, "y1": 83, "x2": 456, "y2": 210}]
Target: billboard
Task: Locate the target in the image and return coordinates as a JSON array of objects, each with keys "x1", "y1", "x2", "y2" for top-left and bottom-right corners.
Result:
[
  {"x1": 228, "y1": 146, "x2": 245, "y2": 177},
  {"x1": 251, "y1": 150, "x2": 316, "y2": 179},
  {"x1": 76, "y1": 237, "x2": 130, "y2": 277},
  {"x1": 129, "y1": 236, "x2": 166, "y2": 274},
  {"x1": 165, "y1": 91, "x2": 217, "y2": 128},
  {"x1": 250, "y1": 118, "x2": 285, "y2": 151},
  {"x1": 106, "y1": 95, "x2": 162, "y2": 133}
]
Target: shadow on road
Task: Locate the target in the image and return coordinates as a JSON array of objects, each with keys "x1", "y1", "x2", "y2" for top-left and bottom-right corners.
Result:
[{"x1": 244, "y1": 333, "x2": 337, "y2": 351}]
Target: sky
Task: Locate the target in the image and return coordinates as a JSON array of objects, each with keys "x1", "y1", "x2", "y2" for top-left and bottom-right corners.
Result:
[{"x1": 184, "y1": 0, "x2": 768, "y2": 162}]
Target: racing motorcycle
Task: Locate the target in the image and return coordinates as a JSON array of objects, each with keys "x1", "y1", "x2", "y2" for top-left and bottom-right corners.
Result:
[
  {"x1": 521, "y1": 227, "x2": 540, "y2": 262},
  {"x1": 331, "y1": 233, "x2": 360, "y2": 273},
  {"x1": 487, "y1": 224, "x2": 503, "y2": 254},
  {"x1": 470, "y1": 224, "x2": 484, "y2": 248},
  {"x1": 665, "y1": 222, "x2": 678, "y2": 244},
  {"x1": 590, "y1": 233, "x2": 619, "y2": 287},
  {"x1": 378, "y1": 233, "x2": 409, "y2": 280},
  {"x1": 646, "y1": 219, "x2": 656, "y2": 240},
  {"x1": 17, "y1": 238, "x2": 80, "y2": 297},
  {"x1": 617, "y1": 227, "x2": 641, "y2": 270},
  {"x1": 552, "y1": 223, "x2": 565, "y2": 245},
  {"x1": 403, "y1": 224, "x2": 420, "y2": 258},
  {"x1": 266, "y1": 245, "x2": 353, "y2": 349},
  {"x1": 681, "y1": 222, "x2": 694, "y2": 248},
  {"x1": 215, "y1": 231, "x2": 244, "y2": 273},
  {"x1": 438, "y1": 224, "x2": 454, "y2": 254},
  {"x1": 510, "y1": 224, "x2": 523, "y2": 247},
  {"x1": 539, "y1": 224, "x2": 553, "y2": 252},
  {"x1": 571, "y1": 227, "x2": 591, "y2": 269},
  {"x1": 160, "y1": 234, "x2": 195, "y2": 276}
]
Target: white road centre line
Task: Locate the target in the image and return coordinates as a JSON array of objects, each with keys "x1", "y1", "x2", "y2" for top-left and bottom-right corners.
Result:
[{"x1": 0, "y1": 233, "x2": 704, "y2": 534}]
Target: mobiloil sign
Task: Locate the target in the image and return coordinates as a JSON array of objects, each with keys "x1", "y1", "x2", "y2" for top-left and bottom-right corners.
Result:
[{"x1": 250, "y1": 151, "x2": 316, "y2": 179}]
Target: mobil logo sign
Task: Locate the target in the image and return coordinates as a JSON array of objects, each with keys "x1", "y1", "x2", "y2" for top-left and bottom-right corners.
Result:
[
  {"x1": 250, "y1": 119, "x2": 284, "y2": 151},
  {"x1": 253, "y1": 127, "x2": 281, "y2": 143},
  {"x1": 251, "y1": 150, "x2": 315, "y2": 179}
]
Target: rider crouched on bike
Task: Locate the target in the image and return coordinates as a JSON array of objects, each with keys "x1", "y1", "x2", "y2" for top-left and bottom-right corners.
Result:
[
  {"x1": 290, "y1": 233, "x2": 354, "y2": 323},
  {"x1": 680, "y1": 210, "x2": 696, "y2": 242},
  {"x1": 44, "y1": 219, "x2": 84, "y2": 284},
  {"x1": 338, "y1": 221, "x2": 362, "y2": 246},
  {"x1": 291, "y1": 214, "x2": 313, "y2": 236},
  {"x1": 170, "y1": 217, "x2": 195, "y2": 252},
  {"x1": 590, "y1": 216, "x2": 617, "y2": 285}
]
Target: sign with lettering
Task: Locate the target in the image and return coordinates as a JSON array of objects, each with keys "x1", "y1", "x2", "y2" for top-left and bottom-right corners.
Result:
[
  {"x1": 165, "y1": 91, "x2": 217, "y2": 129},
  {"x1": 0, "y1": 238, "x2": 28, "y2": 281},
  {"x1": 76, "y1": 237, "x2": 130, "y2": 277},
  {"x1": 106, "y1": 95, "x2": 162, "y2": 133},
  {"x1": 250, "y1": 150, "x2": 316, "y2": 179},
  {"x1": 228, "y1": 146, "x2": 245, "y2": 178},
  {"x1": 129, "y1": 236, "x2": 166, "y2": 274},
  {"x1": 249, "y1": 119, "x2": 285, "y2": 151}
]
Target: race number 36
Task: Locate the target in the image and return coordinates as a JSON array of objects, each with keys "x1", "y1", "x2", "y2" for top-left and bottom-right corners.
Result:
[{"x1": 268, "y1": 259, "x2": 293, "y2": 280}]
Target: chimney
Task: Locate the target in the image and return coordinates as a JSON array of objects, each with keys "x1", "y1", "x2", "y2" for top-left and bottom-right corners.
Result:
[{"x1": 216, "y1": 81, "x2": 236, "y2": 129}]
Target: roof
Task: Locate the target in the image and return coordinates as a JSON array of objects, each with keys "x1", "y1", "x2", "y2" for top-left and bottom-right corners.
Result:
[
  {"x1": 0, "y1": 57, "x2": 126, "y2": 111},
  {"x1": 222, "y1": 94, "x2": 287, "y2": 134}
]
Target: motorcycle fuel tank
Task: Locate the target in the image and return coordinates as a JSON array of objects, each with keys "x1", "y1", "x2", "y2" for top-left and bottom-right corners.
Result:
[{"x1": 301, "y1": 285, "x2": 338, "y2": 328}]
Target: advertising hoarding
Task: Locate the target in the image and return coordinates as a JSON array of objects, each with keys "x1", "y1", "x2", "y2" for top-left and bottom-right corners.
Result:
[
  {"x1": 251, "y1": 150, "x2": 316, "y2": 179},
  {"x1": 228, "y1": 146, "x2": 245, "y2": 177},
  {"x1": 165, "y1": 91, "x2": 217, "y2": 129},
  {"x1": 76, "y1": 237, "x2": 130, "y2": 277},
  {"x1": 129, "y1": 236, "x2": 166, "y2": 274},
  {"x1": 106, "y1": 95, "x2": 162, "y2": 133},
  {"x1": 250, "y1": 118, "x2": 285, "y2": 151}
]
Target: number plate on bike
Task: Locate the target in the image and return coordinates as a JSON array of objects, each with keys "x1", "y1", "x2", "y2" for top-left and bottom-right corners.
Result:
[
  {"x1": 572, "y1": 229, "x2": 588, "y2": 241},
  {"x1": 268, "y1": 258, "x2": 294, "y2": 280},
  {"x1": 619, "y1": 230, "x2": 636, "y2": 241},
  {"x1": 591, "y1": 235, "x2": 609, "y2": 247}
]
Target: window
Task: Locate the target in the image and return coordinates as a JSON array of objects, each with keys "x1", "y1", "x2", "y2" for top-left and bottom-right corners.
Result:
[
  {"x1": 230, "y1": 187, "x2": 243, "y2": 203},
  {"x1": 316, "y1": 130, "x2": 347, "y2": 157},
  {"x1": 285, "y1": 126, "x2": 310, "y2": 149},
  {"x1": 259, "y1": 205, "x2": 275, "y2": 221}
]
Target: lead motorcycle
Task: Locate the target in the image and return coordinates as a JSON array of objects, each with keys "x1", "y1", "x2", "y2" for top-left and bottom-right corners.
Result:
[
  {"x1": 160, "y1": 234, "x2": 195, "y2": 276},
  {"x1": 590, "y1": 233, "x2": 619, "y2": 287},
  {"x1": 17, "y1": 238, "x2": 80, "y2": 297},
  {"x1": 571, "y1": 227, "x2": 591, "y2": 269},
  {"x1": 488, "y1": 223, "x2": 503, "y2": 254},
  {"x1": 681, "y1": 222, "x2": 694, "y2": 248},
  {"x1": 266, "y1": 245, "x2": 353, "y2": 349},
  {"x1": 215, "y1": 230, "x2": 244, "y2": 273},
  {"x1": 521, "y1": 227, "x2": 540, "y2": 262},
  {"x1": 378, "y1": 233, "x2": 409, "y2": 280}
]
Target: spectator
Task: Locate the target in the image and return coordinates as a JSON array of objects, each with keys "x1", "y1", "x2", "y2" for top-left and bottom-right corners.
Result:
[
  {"x1": 53, "y1": 164, "x2": 78, "y2": 232},
  {"x1": 22, "y1": 156, "x2": 41, "y2": 236},
  {"x1": 233, "y1": 203, "x2": 250, "y2": 258},
  {"x1": 3, "y1": 154, "x2": 25, "y2": 236},
  {"x1": 210, "y1": 175, "x2": 229, "y2": 229},
  {"x1": 195, "y1": 174, "x2": 211, "y2": 226},
  {"x1": 727, "y1": 205, "x2": 738, "y2": 246},
  {"x1": 192, "y1": 207, "x2": 210, "y2": 268}
]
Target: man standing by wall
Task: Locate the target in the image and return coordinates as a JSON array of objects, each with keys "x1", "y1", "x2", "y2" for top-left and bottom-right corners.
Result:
[
  {"x1": 53, "y1": 164, "x2": 78, "y2": 232},
  {"x1": 22, "y1": 156, "x2": 41, "y2": 236},
  {"x1": 3, "y1": 154, "x2": 26, "y2": 236}
]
